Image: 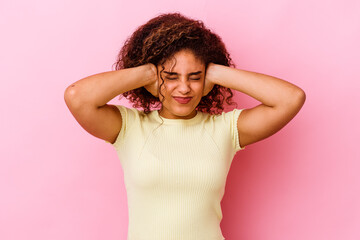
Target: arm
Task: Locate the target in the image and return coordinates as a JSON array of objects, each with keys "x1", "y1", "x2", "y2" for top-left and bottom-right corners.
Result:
[
  {"x1": 205, "y1": 63, "x2": 306, "y2": 148},
  {"x1": 64, "y1": 63, "x2": 158, "y2": 144}
]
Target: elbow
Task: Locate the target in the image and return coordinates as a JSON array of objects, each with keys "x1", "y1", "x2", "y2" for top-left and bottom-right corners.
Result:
[
  {"x1": 296, "y1": 88, "x2": 306, "y2": 106},
  {"x1": 64, "y1": 85, "x2": 74, "y2": 99},
  {"x1": 64, "y1": 84, "x2": 81, "y2": 109},
  {"x1": 274, "y1": 87, "x2": 306, "y2": 116},
  {"x1": 279, "y1": 88, "x2": 306, "y2": 111},
  {"x1": 290, "y1": 88, "x2": 306, "y2": 112}
]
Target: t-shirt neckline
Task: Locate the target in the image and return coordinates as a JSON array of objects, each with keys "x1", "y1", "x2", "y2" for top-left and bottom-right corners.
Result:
[{"x1": 154, "y1": 110, "x2": 202, "y2": 125}]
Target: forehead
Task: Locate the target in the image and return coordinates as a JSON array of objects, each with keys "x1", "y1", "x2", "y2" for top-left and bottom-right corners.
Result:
[{"x1": 161, "y1": 49, "x2": 205, "y2": 72}]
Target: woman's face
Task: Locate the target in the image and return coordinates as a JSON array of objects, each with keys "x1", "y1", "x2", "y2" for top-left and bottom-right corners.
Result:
[{"x1": 157, "y1": 49, "x2": 205, "y2": 119}]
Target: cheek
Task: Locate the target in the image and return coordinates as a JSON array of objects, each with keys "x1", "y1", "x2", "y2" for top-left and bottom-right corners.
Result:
[
  {"x1": 164, "y1": 82, "x2": 178, "y2": 92},
  {"x1": 193, "y1": 82, "x2": 204, "y2": 93},
  {"x1": 159, "y1": 82, "x2": 175, "y2": 101}
]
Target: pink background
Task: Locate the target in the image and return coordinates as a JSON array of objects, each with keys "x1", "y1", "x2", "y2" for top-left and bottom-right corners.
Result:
[{"x1": 1, "y1": 0, "x2": 359, "y2": 239}]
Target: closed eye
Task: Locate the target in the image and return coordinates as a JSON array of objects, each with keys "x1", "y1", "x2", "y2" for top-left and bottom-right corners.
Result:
[{"x1": 166, "y1": 77, "x2": 201, "y2": 80}]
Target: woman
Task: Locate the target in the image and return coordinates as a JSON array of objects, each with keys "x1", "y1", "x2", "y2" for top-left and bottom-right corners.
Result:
[{"x1": 64, "y1": 12, "x2": 305, "y2": 240}]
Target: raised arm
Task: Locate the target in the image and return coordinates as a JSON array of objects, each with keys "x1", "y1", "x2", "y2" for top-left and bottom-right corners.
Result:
[
  {"x1": 205, "y1": 63, "x2": 306, "y2": 148},
  {"x1": 64, "y1": 63, "x2": 158, "y2": 144}
]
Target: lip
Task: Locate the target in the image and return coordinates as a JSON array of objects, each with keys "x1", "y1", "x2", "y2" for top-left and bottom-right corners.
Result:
[{"x1": 173, "y1": 96, "x2": 193, "y2": 104}]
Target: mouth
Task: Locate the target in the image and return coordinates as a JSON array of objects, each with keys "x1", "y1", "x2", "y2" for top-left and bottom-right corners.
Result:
[{"x1": 173, "y1": 96, "x2": 193, "y2": 104}]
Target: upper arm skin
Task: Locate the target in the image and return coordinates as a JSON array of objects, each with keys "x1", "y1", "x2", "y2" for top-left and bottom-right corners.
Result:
[
  {"x1": 237, "y1": 90, "x2": 306, "y2": 148},
  {"x1": 64, "y1": 88, "x2": 122, "y2": 144}
]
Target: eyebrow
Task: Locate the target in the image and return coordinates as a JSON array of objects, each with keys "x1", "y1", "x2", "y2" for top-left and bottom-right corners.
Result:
[{"x1": 163, "y1": 71, "x2": 202, "y2": 76}]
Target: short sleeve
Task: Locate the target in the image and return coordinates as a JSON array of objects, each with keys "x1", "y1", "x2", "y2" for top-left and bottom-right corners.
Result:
[
  {"x1": 226, "y1": 108, "x2": 246, "y2": 153},
  {"x1": 107, "y1": 105, "x2": 138, "y2": 149}
]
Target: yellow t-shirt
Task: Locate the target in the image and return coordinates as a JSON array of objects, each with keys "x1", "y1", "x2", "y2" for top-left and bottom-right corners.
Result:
[{"x1": 111, "y1": 105, "x2": 245, "y2": 240}]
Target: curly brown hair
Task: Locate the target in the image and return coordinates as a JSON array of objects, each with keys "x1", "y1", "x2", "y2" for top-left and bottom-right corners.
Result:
[{"x1": 112, "y1": 12, "x2": 236, "y2": 114}]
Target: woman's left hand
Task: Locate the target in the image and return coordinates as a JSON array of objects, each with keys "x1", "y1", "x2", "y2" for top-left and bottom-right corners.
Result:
[{"x1": 203, "y1": 63, "x2": 216, "y2": 96}]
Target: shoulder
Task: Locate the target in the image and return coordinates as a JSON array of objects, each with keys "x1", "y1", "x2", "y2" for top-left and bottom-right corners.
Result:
[
  {"x1": 205, "y1": 108, "x2": 244, "y2": 124},
  {"x1": 114, "y1": 105, "x2": 163, "y2": 127},
  {"x1": 201, "y1": 108, "x2": 246, "y2": 152},
  {"x1": 113, "y1": 105, "x2": 153, "y2": 121},
  {"x1": 200, "y1": 109, "x2": 244, "y2": 133},
  {"x1": 110, "y1": 105, "x2": 157, "y2": 147}
]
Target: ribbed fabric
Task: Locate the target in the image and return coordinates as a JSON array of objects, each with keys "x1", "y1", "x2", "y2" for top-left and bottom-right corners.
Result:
[{"x1": 111, "y1": 105, "x2": 245, "y2": 240}]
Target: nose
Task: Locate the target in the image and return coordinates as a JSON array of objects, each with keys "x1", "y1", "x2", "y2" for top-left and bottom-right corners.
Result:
[{"x1": 178, "y1": 79, "x2": 191, "y2": 94}]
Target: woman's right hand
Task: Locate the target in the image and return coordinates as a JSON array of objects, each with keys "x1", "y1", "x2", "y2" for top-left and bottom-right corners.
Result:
[{"x1": 144, "y1": 63, "x2": 159, "y2": 97}]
